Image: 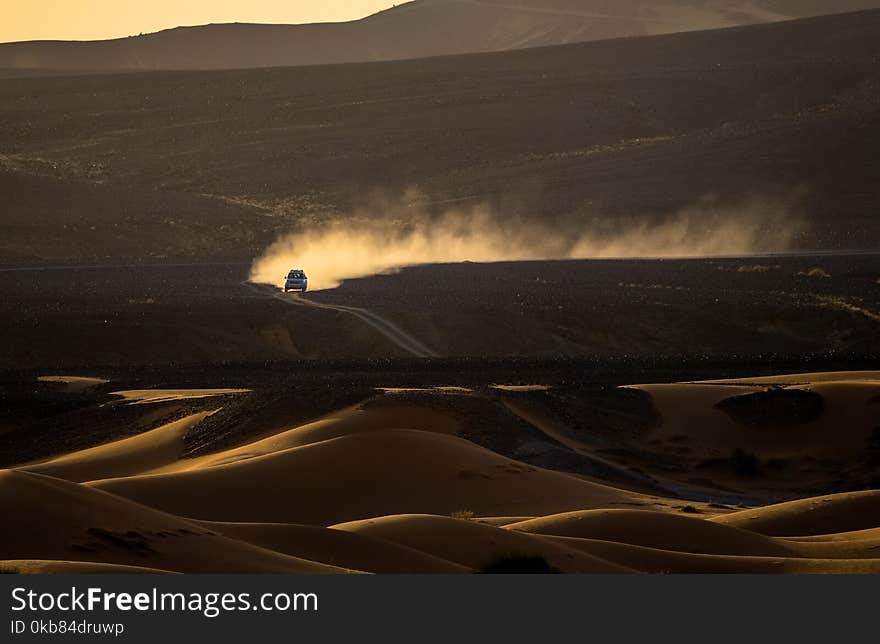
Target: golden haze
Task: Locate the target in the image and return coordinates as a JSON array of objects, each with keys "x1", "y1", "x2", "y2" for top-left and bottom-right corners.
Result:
[{"x1": 1, "y1": 1, "x2": 394, "y2": 43}]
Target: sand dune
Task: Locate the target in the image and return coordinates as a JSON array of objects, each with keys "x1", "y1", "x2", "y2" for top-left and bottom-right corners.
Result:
[
  {"x1": 627, "y1": 372, "x2": 880, "y2": 495},
  {"x1": 334, "y1": 513, "x2": 880, "y2": 574},
  {"x1": 37, "y1": 376, "x2": 109, "y2": 392},
  {"x1": 5, "y1": 370, "x2": 879, "y2": 574},
  {"x1": 177, "y1": 405, "x2": 459, "y2": 471},
  {"x1": 12, "y1": 402, "x2": 459, "y2": 478},
  {"x1": 693, "y1": 371, "x2": 880, "y2": 385},
  {"x1": 475, "y1": 516, "x2": 536, "y2": 526},
  {"x1": 508, "y1": 509, "x2": 880, "y2": 561},
  {"x1": 506, "y1": 510, "x2": 796, "y2": 557},
  {"x1": 112, "y1": 389, "x2": 250, "y2": 404},
  {"x1": 21, "y1": 411, "x2": 214, "y2": 482},
  {"x1": 634, "y1": 377, "x2": 880, "y2": 457},
  {"x1": 0, "y1": 560, "x2": 176, "y2": 574},
  {"x1": 711, "y1": 491, "x2": 880, "y2": 536},
  {"x1": 780, "y1": 537, "x2": 880, "y2": 560},
  {"x1": 89, "y1": 429, "x2": 645, "y2": 524},
  {"x1": 0, "y1": 470, "x2": 352, "y2": 574},
  {"x1": 333, "y1": 514, "x2": 634, "y2": 573},
  {"x1": 195, "y1": 521, "x2": 469, "y2": 574},
  {"x1": 546, "y1": 537, "x2": 880, "y2": 574},
  {"x1": 782, "y1": 527, "x2": 880, "y2": 543}
]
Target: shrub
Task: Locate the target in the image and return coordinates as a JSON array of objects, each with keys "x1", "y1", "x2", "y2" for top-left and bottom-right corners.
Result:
[
  {"x1": 799, "y1": 267, "x2": 830, "y2": 278},
  {"x1": 737, "y1": 264, "x2": 777, "y2": 273}
]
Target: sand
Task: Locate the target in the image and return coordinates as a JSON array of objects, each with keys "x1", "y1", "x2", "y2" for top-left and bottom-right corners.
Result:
[
  {"x1": 506, "y1": 510, "x2": 798, "y2": 557},
  {"x1": 194, "y1": 521, "x2": 469, "y2": 574},
  {"x1": 0, "y1": 470, "x2": 352, "y2": 574},
  {"x1": 333, "y1": 514, "x2": 634, "y2": 573},
  {"x1": 491, "y1": 385, "x2": 551, "y2": 392},
  {"x1": 5, "y1": 370, "x2": 880, "y2": 574},
  {"x1": 89, "y1": 429, "x2": 644, "y2": 524},
  {"x1": 111, "y1": 389, "x2": 250, "y2": 404},
  {"x1": 692, "y1": 371, "x2": 880, "y2": 385},
  {"x1": 626, "y1": 371, "x2": 880, "y2": 494},
  {"x1": 1, "y1": 560, "x2": 176, "y2": 574},
  {"x1": 21, "y1": 411, "x2": 215, "y2": 482},
  {"x1": 507, "y1": 509, "x2": 880, "y2": 562},
  {"x1": 37, "y1": 376, "x2": 110, "y2": 392},
  {"x1": 711, "y1": 491, "x2": 880, "y2": 536},
  {"x1": 172, "y1": 404, "x2": 460, "y2": 471},
  {"x1": 544, "y1": 537, "x2": 880, "y2": 574}
]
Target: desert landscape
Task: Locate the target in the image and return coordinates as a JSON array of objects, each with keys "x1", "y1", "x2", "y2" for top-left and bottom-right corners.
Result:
[
  {"x1": 2, "y1": 2, "x2": 879, "y2": 574},
  {"x1": 3, "y1": 364, "x2": 880, "y2": 574}
]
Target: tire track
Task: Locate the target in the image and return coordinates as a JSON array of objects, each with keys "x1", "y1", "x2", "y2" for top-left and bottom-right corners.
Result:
[{"x1": 243, "y1": 282, "x2": 439, "y2": 358}]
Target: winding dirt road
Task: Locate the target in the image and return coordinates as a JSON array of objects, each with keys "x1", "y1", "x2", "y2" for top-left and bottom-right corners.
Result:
[{"x1": 244, "y1": 281, "x2": 439, "y2": 358}]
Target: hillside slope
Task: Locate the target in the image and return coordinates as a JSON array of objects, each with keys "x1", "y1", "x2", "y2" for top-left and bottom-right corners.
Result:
[
  {"x1": 1, "y1": 10, "x2": 878, "y2": 261},
  {"x1": 2, "y1": 0, "x2": 879, "y2": 73}
]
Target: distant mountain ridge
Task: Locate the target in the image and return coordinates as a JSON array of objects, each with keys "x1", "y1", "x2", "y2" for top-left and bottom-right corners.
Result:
[
  {"x1": 2, "y1": 0, "x2": 880, "y2": 73},
  {"x1": 2, "y1": 8, "x2": 879, "y2": 260}
]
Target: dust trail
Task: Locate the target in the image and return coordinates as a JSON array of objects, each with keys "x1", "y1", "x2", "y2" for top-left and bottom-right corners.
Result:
[{"x1": 250, "y1": 192, "x2": 806, "y2": 291}]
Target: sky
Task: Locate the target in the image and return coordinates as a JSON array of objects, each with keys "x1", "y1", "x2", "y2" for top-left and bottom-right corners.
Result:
[{"x1": 1, "y1": 1, "x2": 399, "y2": 43}]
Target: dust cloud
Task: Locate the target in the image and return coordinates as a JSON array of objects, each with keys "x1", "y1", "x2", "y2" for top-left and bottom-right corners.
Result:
[{"x1": 249, "y1": 193, "x2": 806, "y2": 291}]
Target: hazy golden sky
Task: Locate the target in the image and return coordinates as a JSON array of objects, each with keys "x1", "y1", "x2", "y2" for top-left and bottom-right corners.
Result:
[{"x1": 2, "y1": 1, "x2": 398, "y2": 43}]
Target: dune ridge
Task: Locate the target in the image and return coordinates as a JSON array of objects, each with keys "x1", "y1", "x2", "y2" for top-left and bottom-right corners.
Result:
[
  {"x1": 21, "y1": 411, "x2": 215, "y2": 482},
  {"x1": 4, "y1": 372, "x2": 880, "y2": 574},
  {"x1": 333, "y1": 514, "x2": 635, "y2": 574},
  {"x1": 626, "y1": 372, "x2": 880, "y2": 496},
  {"x1": 0, "y1": 470, "x2": 352, "y2": 574},
  {"x1": 88, "y1": 429, "x2": 644, "y2": 524},
  {"x1": 711, "y1": 492, "x2": 880, "y2": 536}
]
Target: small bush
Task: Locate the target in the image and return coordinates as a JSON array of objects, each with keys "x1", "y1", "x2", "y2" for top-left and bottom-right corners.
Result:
[
  {"x1": 450, "y1": 510, "x2": 476, "y2": 520},
  {"x1": 679, "y1": 505, "x2": 701, "y2": 514},
  {"x1": 479, "y1": 555, "x2": 561, "y2": 574},
  {"x1": 737, "y1": 264, "x2": 778, "y2": 273},
  {"x1": 732, "y1": 448, "x2": 761, "y2": 477},
  {"x1": 799, "y1": 267, "x2": 830, "y2": 278}
]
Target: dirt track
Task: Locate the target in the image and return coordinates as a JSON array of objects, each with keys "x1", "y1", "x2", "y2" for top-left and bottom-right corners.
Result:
[
  {"x1": 279, "y1": 295, "x2": 440, "y2": 359},
  {"x1": 0, "y1": 254, "x2": 878, "y2": 369},
  {"x1": 244, "y1": 281, "x2": 440, "y2": 358}
]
